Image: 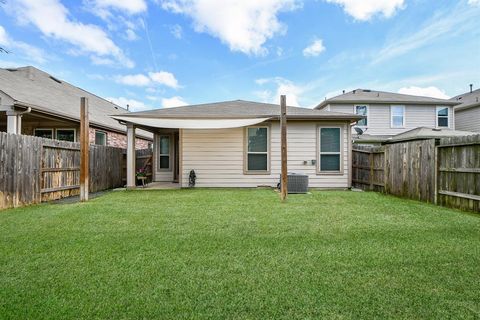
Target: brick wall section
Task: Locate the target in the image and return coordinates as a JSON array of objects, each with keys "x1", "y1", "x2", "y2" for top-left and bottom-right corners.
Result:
[{"x1": 89, "y1": 128, "x2": 150, "y2": 149}]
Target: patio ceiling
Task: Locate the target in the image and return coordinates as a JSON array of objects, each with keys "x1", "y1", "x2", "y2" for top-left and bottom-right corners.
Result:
[{"x1": 111, "y1": 116, "x2": 272, "y2": 129}]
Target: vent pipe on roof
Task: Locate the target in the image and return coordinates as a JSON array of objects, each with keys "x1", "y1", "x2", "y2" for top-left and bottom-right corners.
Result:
[{"x1": 470, "y1": 84, "x2": 473, "y2": 93}]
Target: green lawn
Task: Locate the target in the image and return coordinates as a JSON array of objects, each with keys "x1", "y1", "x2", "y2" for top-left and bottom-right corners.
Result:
[{"x1": 1, "y1": 189, "x2": 479, "y2": 319}]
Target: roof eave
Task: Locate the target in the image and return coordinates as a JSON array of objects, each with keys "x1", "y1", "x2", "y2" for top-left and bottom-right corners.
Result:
[
  {"x1": 319, "y1": 99, "x2": 460, "y2": 106},
  {"x1": 14, "y1": 101, "x2": 153, "y2": 140}
]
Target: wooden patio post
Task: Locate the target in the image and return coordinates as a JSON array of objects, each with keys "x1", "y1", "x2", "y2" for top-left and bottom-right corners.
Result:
[
  {"x1": 80, "y1": 97, "x2": 89, "y2": 202},
  {"x1": 280, "y1": 95, "x2": 288, "y2": 201}
]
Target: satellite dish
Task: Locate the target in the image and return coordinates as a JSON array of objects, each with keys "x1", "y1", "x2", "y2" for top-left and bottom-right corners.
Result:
[{"x1": 354, "y1": 127, "x2": 364, "y2": 135}]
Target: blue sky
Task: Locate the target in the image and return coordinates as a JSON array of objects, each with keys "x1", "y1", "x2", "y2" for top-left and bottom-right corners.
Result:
[{"x1": 0, "y1": 0, "x2": 479, "y2": 111}]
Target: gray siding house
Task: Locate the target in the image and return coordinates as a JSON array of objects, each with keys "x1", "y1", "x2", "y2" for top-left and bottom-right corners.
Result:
[
  {"x1": 451, "y1": 88, "x2": 480, "y2": 132},
  {"x1": 315, "y1": 89, "x2": 459, "y2": 143}
]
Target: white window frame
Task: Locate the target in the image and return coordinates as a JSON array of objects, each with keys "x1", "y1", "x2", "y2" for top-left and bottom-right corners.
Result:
[
  {"x1": 94, "y1": 130, "x2": 107, "y2": 146},
  {"x1": 158, "y1": 135, "x2": 171, "y2": 172},
  {"x1": 34, "y1": 128, "x2": 54, "y2": 139},
  {"x1": 354, "y1": 104, "x2": 369, "y2": 127},
  {"x1": 244, "y1": 125, "x2": 270, "y2": 174},
  {"x1": 436, "y1": 106, "x2": 450, "y2": 128},
  {"x1": 390, "y1": 105, "x2": 405, "y2": 128},
  {"x1": 317, "y1": 125, "x2": 343, "y2": 175},
  {"x1": 55, "y1": 128, "x2": 77, "y2": 142}
]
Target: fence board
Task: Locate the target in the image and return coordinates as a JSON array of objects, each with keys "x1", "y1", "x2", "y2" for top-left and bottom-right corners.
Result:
[
  {"x1": 0, "y1": 132, "x2": 137, "y2": 210},
  {"x1": 353, "y1": 134, "x2": 480, "y2": 212}
]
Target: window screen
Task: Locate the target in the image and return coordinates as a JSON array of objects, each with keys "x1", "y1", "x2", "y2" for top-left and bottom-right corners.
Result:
[
  {"x1": 247, "y1": 127, "x2": 268, "y2": 171},
  {"x1": 95, "y1": 131, "x2": 107, "y2": 145},
  {"x1": 319, "y1": 128, "x2": 341, "y2": 172},
  {"x1": 56, "y1": 129, "x2": 75, "y2": 142}
]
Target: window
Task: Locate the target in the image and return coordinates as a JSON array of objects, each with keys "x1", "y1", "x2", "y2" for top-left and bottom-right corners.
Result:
[
  {"x1": 95, "y1": 130, "x2": 107, "y2": 146},
  {"x1": 437, "y1": 107, "x2": 449, "y2": 128},
  {"x1": 246, "y1": 127, "x2": 269, "y2": 172},
  {"x1": 56, "y1": 129, "x2": 76, "y2": 142},
  {"x1": 355, "y1": 105, "x2": 368, "y2": 126},
  {"x1": 158, "y1": 135, "x2": 170, "y2": 170},
  {"x1": 34, "y1": 128, "x2": 53, "y2": 139},
  {"x1": 391, "y1": 105, "x2": 405, "y2": 128},
  {"x1": 318, "y1": 127, "x2": 342, "y2": 173}
]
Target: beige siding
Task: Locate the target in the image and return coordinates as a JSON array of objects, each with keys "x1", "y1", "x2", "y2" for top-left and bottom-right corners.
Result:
[
  {"x1": 455, "y1": 107, "x2": 480, "y2": 132},
  {"x1": 180, "y1": 121, "x2": 350, "y2": 188},
  {"x1": 328, "y1": 103, "x2": 453, "y2": 135}
]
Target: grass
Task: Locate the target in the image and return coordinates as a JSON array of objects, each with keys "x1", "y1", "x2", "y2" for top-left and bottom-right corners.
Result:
[{"x1": 0, "y1": 189, "x2": 479, "y2": 319}]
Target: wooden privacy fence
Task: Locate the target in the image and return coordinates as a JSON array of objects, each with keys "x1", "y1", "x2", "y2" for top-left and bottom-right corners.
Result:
[
  {"x1": 352, "y1": 134, "x2": 480, "y2": 212},
  {"x1": 0, "y1": 132, "x2": 153, "y2": 210}
]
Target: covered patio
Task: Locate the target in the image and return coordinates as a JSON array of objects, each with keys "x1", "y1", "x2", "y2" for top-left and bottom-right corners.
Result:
[{"x1": 112, "y1": 114, "x2": 270, "y2": 189}]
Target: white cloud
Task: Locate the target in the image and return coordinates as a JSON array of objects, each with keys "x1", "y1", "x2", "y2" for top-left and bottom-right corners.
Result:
[
  {"x1": 88, "y1": 0, "x2": 147, "y2": 15},
  {"x1": 373, "y1": 4, "x2": 480, "y2": 64},
  {"x1": 398, "y1": 86, "x2": 450, "y2": 99},
  {"x1": 160, "y1": 0, "x2": 300, "y2": 55},
  {"x1": 149, "y1": 71, "x2": 180, "y2": 89},
  {"x1": 125, "y1": 29, "x2": 139, "y2": 41},
  {"x1": 170, "y1": 24, "x2": 183, "y2": 39},
  {"x1": 326, "y1": 0, "x2": 405, "y2": 21},
  {"x1": 7, "y1": 0, "x2": 134, "y2": 68},
  {"x1": 468, "y1": 0, "x2": 480, "y2": 5},
  {"x1": 161, "y1": 96, "x2": 188, "y2": 108},
  {"x1": 116, "y1": 74, "x2": 151, "y2": 86},
  {"x1": 303, "y1": 39, "x2": 325, "y2": 57},
  {"x1": 255, "y1": 77, "x2": 305, "y2": 106},
  {"x1": 0, "y1": 25, "x2": 48, "y2": 63},
  {"x1": 116, "y1": 71, "x2": 180, "y2": 89},
  {"x1": 106, "y1": 96, "x2": 152, "y2": 112}
]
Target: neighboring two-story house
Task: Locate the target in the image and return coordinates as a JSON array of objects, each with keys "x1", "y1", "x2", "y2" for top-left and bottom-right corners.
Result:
[
  {"x1": 451, "y1": 87, "x2": 480, "y2": 132},
  {"x1": 315, "y1": 89, "x2": 460, "y2": 143},
  {"x1": 0, "y1": 66, "x2": 152, "y2": 148}
]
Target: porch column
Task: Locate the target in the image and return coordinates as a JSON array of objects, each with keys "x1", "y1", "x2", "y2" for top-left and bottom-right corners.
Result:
[
  {"x1": 126, "y1": 123, "x2": 136, "y2": 189},
  {"x1": 6, "y1": 111, "x2": 21, "y2": 134}
]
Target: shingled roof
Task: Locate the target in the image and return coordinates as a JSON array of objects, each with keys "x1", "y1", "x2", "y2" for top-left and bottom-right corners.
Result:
[
  {"x1": 116, "y1": 99, "x2": 364, "y2": 121},
  {"x1": 450, "y1": 88, "x2": 480, "y2": 111},
  {"x1": 316, "y1": 89, "x2": 459, "y2": 109},
  {"x1": 0, "y1": 66, "x2": 151, "y2": 139}
]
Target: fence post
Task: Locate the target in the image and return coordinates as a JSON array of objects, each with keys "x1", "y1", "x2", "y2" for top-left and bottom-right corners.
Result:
[
  {"x1": 80, "y1": 97, "x2": 89, "y2": 202},
  {"x1": 369, "y1": 152, "x2": 374, "y2": 191},
  {"x1": 280, "y1": 95, "x2": 288, "y2": 201},
  {"x1": 434, "y1": 144, "x2": 439, "y2": 205}
]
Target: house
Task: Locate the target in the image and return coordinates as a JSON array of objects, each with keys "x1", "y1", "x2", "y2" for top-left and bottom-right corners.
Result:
[
  {"x1": 111, "y1": 100, "x2": 363, "y2": 189},
  {"x1": 0, "y1": 66, "x2": 152, "y2": 148},
  {"x1": 315, "y1": 89, "x2": 460, "y2": 143},
  {"x1": 451, "y1": 86, "x2": 480, "y2": 132}
]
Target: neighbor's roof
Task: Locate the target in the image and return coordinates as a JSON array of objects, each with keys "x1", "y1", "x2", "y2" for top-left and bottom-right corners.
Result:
[
  {"x1": 115, "y1": 100, "x2": 364, "y2": 121},
  {"x1": 316, "y1": 89, "x2": 459, "y2": 109},
  {"x1": 450, "y1": 88, "x2": 480, "y2": 111},
  {"x1": 384, "y1": 127, "x2": 476, "y2": 144},
  {"x1": 0, "y1": 66, "x2": 152, "y2": 139}
]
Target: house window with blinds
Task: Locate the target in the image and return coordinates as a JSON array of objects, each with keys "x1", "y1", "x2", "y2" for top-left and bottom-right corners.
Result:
[
  {"x1": 318, "y1": 127, "x2": 342, "y2": 173},
  {"x1": 158, "y1": 135, "x2": 170, "y2": 170},
  {"x1": 246, "y1": 127, "x2": 269, "y2": 173}
]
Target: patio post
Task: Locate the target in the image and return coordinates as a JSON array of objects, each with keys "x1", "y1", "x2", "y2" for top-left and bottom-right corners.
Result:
[
  {"x1": 126, "y1": 123, "x2": 136, "y2": 189},
  {"x1": 6, "y1": 111, "x2": 20, "y2": 134}
]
